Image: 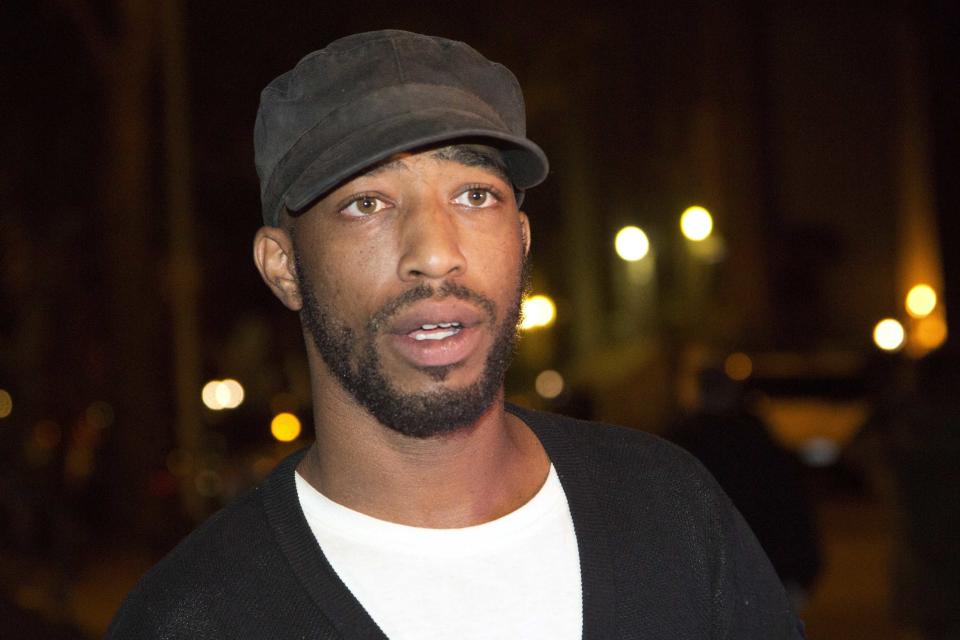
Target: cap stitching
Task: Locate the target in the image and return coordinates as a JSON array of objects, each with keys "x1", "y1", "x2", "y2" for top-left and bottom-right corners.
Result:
[{"x1": 389, "y1": 37, "x2": 406, "y2": 83}]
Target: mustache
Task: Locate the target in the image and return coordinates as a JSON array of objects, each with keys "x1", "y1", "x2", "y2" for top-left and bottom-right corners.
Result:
[{"x1": 368, "y1": 281, "x2": 497, "y2": 333}]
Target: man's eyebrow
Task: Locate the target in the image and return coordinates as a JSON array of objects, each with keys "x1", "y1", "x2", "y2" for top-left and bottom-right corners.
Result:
[{"x1": 429, "y1": 145, "x2": 511, "y2": 183}]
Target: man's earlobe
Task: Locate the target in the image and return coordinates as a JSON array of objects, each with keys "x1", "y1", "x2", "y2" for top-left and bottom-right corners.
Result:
[{"x1": 253, "y1": 226, "x2": 303, "y2": 311}]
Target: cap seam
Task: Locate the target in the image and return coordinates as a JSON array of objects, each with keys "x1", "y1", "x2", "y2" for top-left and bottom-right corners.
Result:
[
  {"x1": 389, "y1": 37, "x2": 406, "y2": 83},
  {"x1": 295, "y1": 32, "x2": 455, "y2": 67}
]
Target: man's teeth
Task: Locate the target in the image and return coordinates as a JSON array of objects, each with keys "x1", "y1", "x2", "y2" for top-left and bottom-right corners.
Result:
[
  {"x1": 412, "y1": 321, "x2": 462, "y2": 341},
  {"x1": 419, "y1": 322, "x2": 460, "y2": 330}
]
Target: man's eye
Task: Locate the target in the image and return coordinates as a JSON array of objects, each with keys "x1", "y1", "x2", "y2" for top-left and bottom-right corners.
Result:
[
  {"x1": 453, "y1": 188, "x2": 498, "y2": 208},
  {"x1": 341, "y1": 195, "x2": 389, "y2": 217}
]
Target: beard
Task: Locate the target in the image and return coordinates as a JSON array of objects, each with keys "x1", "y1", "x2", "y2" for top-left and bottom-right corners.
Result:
[{"x1": 295, "y1": 252, "x2": 528, "y2": 438}]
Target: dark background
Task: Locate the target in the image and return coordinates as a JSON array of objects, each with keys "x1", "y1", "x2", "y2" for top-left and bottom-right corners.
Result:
[{"x1": 2, "y1": 1, "x2": 958, "y2": 637}]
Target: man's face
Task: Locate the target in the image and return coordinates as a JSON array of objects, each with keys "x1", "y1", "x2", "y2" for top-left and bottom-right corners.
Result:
[{"x1": 289, "y1": 145, "x2": 531, "y2": 438}]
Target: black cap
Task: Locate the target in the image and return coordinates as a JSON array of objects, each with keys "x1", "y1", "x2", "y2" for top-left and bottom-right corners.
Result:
[{"x1": 254, "y1": 30, "x2": 550, "y2": 227}]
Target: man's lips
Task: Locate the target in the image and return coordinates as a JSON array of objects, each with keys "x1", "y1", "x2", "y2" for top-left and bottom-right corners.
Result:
[
  {"x1": 385, "y1": 301, "x2": 490, "y2": 368},
  {"x1": 387, "y1": 300, "x2": 487, "y2": 336}
]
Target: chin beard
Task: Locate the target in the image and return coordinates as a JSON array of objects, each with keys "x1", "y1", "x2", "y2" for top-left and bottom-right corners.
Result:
[{"x1": 295, "y1": 253, "x2": 528, "y2": 438}]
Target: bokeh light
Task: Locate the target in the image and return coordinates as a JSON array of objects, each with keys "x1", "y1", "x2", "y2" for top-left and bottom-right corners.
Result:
[
  {"x1": 520, "y1": 295, "x2": 556, "y2": 330},
  {"x1": 680, "y1": 206, "x2": 713, "y2": 241},
  {"x1": 202, "y1": 380, "x2": 223, "y2": 410},
  {"x1": 219, "y1": 379, "x2": 245, "y2": 409},
  {"x1": 614, "y1": 226, "x2": 650, "y2": 262},
  {"x1": 0, "y1": 389, "x2": 12, "y2": 419},
  {"x1": 799, "y1": 437, "x2": 840, "y2": 467},
  {"x1": 723, "y1": 352, "x2": 753, "y2": 381},
  {"x1": 534, "y1": 370, "x2": 565, "y2": 399},
  {"x1": 271, "y1": 412, "x2": 302, "y2": 442},
  {"x1": 202, "y1": 379, "x2": 245, "y2": 410},
  {"x1": 905, "y1": 284, "x2": 937, "y2": 318},
  {"x1": 873, "y1": 318, "x2": 905, "y2": 351},
  {"x1": 914, "y1": 315, "x2": 948, "y2": 351}
]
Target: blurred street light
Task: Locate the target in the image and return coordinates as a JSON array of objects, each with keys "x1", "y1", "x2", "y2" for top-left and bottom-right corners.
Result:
[
  {"x1": 520, "y1": 294, "x2": 556, "y2": 330},
  {"x1": 905, "y1": 283, "x2": 937, "y2": 318},
  {"x1": 271, "y1": 412, "x2": 302, "y2": 442},
  {"x1": 914, "y1": 315, "x2": 948, "y2": 350},
  {"x1": 723, "y1": 353, "x2": 753, "y2": 381},
  {"x1": 873, "y1": 318, "x2": 906, "y2": 351},
  {"x1": 614, "y1": 226, "x2": 650, "y2": 262},
  {"x1": 218, "y1": 379, "x2": 245, "y2": 409},
  {"x1": 202, "y1": 381, "x2": 223, "y2": 410},
  {"x1": 0, "y1": 389, "x2": 12, "y2": 419},
  {"x1": 202, "y1": 379, "x2": 245, "y2": 410},
  {"x1": 680, "y1": 206, "x2": 713, "y2": 242},
  {"x1": 535, "y1": 370, "x2": 565, "y2": 399}
]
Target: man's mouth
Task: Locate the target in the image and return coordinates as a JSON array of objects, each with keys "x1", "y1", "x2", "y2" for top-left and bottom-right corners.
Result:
[
  {"x1": 408, "y1": 321, "x2": 463, "y2": 341},
  {"x1": 387, "y1": 301, "x2": 488, "y2": 369}
]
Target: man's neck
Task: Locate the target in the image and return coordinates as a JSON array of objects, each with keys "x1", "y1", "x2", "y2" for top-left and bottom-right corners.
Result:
[{"x1": 296, "y1": 382, "x2": 550, "y2": 529}]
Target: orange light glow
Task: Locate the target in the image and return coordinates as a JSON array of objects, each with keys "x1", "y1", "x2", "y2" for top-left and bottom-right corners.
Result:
[
  {"x1": 723, "y1": 353, "x2": 753, "y2": 381},
  {"x1": 271, "y1": 413, "x2": 302, "y2": 442}
]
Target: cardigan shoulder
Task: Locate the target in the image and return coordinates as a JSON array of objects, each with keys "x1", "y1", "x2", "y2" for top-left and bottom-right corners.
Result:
[
  {"x1": 508, "y1": 405, "x2": 805, "y2": 639},
  {"x1": 106, "y1": 451, "x2": 333, "y2": 639},
  {"x1": 508, "y1": 403, "x2": 717, "y2": 490}
]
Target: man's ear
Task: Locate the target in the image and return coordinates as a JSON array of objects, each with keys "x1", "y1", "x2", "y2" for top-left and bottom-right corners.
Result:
[
  {"x1": 518, "y1": 211, "x2": 531, "y2": 256},
  {"x1": 253, "y1": 226, "x2": 302, "y2": 311}
]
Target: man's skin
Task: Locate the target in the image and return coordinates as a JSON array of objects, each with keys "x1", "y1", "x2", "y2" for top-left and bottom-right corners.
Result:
[{"x1": 253, "y1": 147, "x2": 550, "y2": 529}]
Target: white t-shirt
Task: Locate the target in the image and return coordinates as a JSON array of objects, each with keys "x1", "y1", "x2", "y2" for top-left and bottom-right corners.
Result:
[{"x1": 295, "y1": 465, "x2": 582, "y2": 639}]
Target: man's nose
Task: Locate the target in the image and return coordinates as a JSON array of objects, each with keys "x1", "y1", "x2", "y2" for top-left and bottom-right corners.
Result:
[{"x1": 397, "y1": 198, "x2": 467, "y2": 282}]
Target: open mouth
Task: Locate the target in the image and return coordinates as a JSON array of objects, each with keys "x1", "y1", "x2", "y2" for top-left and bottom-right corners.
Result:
[
  {"x1": 387, "y1": 299, "x2": 489, "y2": 369},
  {"x1": 408, "y1": 321, "x2": 463, "y2": 341}
]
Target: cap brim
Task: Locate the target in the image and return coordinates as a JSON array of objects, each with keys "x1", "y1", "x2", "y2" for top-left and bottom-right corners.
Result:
[{"x1": 282, "y1": 108, "x2": 549, "y2": 217}]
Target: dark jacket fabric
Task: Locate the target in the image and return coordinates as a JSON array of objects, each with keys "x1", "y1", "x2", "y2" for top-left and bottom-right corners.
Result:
[{"x1": 107, "y1": 405, "x2": 805, "y2": 639}]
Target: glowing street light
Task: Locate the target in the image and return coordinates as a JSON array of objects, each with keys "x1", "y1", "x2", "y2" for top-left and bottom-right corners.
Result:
[
  {"x1": 614, "y1": 226, "x2": 650, "y2": 262},
  {"x1": 723, "y1": 353, "x2": 753, "y2": 381},
  {"x1": 873, "y1": 318, "x2": 905, "y2": 352},
  {"x1": 202, "y1": 381, "x2": 223, "y2": 410},
  {"x1": 535, "y1": 370, "x2": 565, "y2": 399},
  {"x1": 218, "y1": 379, "x2": 245, "y2": 409},
  {"x1": 680, "y1": 206, "x2": 713, "y2": 242},
  {"x1": 201, "y1": 379, "x2": 245, "y2": 410},
  {"x1": 914, "y1": 315, "x2": 948, "y2": 351},
  {"x1": 520, "y1": 295, "x2": 556, "y2": 330},
  {"x1": 905, "y1": 284, "x2": 937, "y2": 319},
  {"x1": 271, "y1": 412, "x2": 302, "y2": 442},
  {"x1": 0, "y1": 389, "x2": 12, "y2": 419}
]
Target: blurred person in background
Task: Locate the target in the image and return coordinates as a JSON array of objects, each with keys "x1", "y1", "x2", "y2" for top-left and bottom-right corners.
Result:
[
  {"x1": 667, "y1": 367, "x2": 821, "y2": 608},
  {"x1": 107, "y1": 30, "x2": 803, "y2": 638}
]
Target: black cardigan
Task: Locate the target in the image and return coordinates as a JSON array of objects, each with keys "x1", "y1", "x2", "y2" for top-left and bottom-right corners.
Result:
[{"x1": 107, "y1": 405, "x2": 805, "y2": 638}]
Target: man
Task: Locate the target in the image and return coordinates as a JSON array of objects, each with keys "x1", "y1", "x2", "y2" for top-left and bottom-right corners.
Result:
[{"x1": 108, "y1": 30, "x2": 804, "y2": 638}]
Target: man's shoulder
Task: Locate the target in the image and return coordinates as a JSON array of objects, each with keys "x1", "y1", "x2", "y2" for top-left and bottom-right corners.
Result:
[
  {"x1": 511, "y1": 405, "x2": 805, "y2": 638},
  {"x1": 508, "y1": 403, "x2": 710, "y2": 485},
  {"x1": 107, "y1": 454, "x2": 307, "y2": 637},
  {"x1": 154, "y1": 483, "x2": 273, "y2": 573}
]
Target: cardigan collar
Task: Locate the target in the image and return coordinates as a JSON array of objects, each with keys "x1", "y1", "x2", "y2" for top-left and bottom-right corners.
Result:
[{"x1": 261, "y1": 404, "x2": 618, "y2": 639}]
